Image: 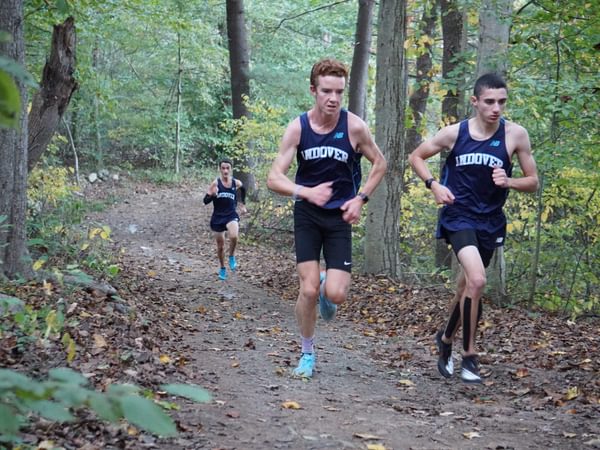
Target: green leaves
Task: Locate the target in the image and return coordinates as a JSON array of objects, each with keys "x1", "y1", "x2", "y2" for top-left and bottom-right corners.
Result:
[
  {"x1": 0, "y1": 70, "x2": 21, "y2": 129},
  {"x1": 0, "y1": 367, "x2": 212, "y2": 444},
  {"x1": 161, "y1": 383, "x2": 212, "y2": 403},
  {"x1": 120, "y1": 396, "x2": 177, "y2": 437}
]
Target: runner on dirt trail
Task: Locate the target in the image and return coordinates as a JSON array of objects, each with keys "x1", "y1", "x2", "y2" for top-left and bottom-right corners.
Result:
[
  {"x1": 267, "y1": 58, "x2": 387, "y2": 378},
  {"x1": 203, "y1": 158, "x2": 247, "y2": 280},
  {"x1": 408, "y1": 73, "x2": 539, "y2": 383}
]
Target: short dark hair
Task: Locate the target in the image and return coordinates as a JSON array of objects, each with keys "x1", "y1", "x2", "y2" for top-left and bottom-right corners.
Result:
[
  {"x1": 310, "y1": 58, "x2": 349, "y2": 87},
  {"x1": 473, "y1": 73, "x2": 507, "y2": 98},
  {"x1": 219, "y1": 158, "x2": 233, "y2": 168}
]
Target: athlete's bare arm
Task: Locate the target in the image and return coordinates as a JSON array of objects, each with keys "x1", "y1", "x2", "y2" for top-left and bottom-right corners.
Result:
[
  {"x1": 408, "y1": 124, "x2": 459, "y2": 205},
  {"x1": 493, "y1": 122, "x2": 539, "y2": 192},
  {"x1": 267, "y1": 118, "x2": 333, "y2": 207},
  {"x1": 341, "y1": 113, "x2": 387, "y2": 224}
]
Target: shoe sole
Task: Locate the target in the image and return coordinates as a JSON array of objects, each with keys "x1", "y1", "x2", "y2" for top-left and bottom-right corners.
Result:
[{"x1": 461, "y1": 368, "x2": 482, "y2": 384}]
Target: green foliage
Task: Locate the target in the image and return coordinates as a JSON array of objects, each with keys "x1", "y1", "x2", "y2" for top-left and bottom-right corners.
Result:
[
  {"x1": 504, "y1": 167, "x2": 599, "y2": 314},
  {"x1": 0, "y1": 70, "x2": 21, "y2": 129},
  {"x1": 27, "y1": 166, "x2": 119, "y2": 279},
  {"x1": 0, "y1": 367, "x2": 211, "y2": 444}
]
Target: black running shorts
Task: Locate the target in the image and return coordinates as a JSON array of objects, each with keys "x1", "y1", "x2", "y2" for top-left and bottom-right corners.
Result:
[
  {"x1": 210, "y1": 214, "x2": 239, "y2": 233},
  {"x1": 447, "y1": 229, "x2": 495, "y2": 268},
  {"x1": 293, "y1": 200, "x2": 352, "y2": 272}
]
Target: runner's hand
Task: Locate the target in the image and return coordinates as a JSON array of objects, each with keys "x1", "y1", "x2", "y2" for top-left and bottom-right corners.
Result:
[
  {"x1": 432, "y1": 183, "x2": 455, "y2": 205},
  {"x1": 340, "y1": 197, "x2": 363, "y2": 224},
  {"x1": 306, "y1": 181, "x2": 333, "y2": 207},
  {"x1": 492, "y1": 166, "x2": 509, "y2": 188}
]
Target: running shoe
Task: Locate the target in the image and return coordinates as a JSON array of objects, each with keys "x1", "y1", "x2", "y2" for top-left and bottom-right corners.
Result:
[
  {"x1": 229, "y1": 255, "x2": 237, "y2": 271},
  {"x1": 318, "y1": 271, "x2": 337, "y2": 321},
  {"x1": 435, "y1": 329, "x2": 454, "y2": 378},
  {"x1": 461, "y1": 355, "x2": 482, "y2": 384},
  {"x1": 218, "y1": 267, "x2": 227, "y2": 280},
  {"x1": 292, "y1": 352, "x2": 316, "y2": 378}
]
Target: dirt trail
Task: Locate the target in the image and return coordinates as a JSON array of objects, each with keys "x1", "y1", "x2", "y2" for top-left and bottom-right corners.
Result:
[{"x1": 93, "y1": 182, "x2": 598, "y2": 450}]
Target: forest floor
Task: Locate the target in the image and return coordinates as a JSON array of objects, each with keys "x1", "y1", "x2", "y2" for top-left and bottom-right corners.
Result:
[{"x1": 9, "y1": 178, "x2": 600, "y2": 450}]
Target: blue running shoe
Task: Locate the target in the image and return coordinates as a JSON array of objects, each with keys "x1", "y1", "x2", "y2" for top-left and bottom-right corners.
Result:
[
  {"x1": 229, "y1": 255, "x2": 237, "y2": 271},
  {"x1": 318, "y1": 271, "x2": 337, "y2": 321},
  {"x1": 218, "y1": 267, "x2": 227, "y2": 280},
  {"x1": 293, "y1": 353, "x2": 316, "y2": 378}
]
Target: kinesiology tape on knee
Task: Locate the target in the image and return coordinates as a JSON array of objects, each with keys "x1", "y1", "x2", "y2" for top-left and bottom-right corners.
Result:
[
  {"x1": 444, "y1": 302, "x2": 461, "y2": 339},
  {"x1": 462, "y1": 296, "x2": 476, "y2": 352}
]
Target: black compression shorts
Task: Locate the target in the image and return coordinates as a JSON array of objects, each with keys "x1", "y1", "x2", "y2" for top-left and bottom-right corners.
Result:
[
  {"x1": 293, "y1": 200, "x2": 352, "y2": 272},
  {"x1": 446, "y1": 228, "x2": 495, "y2": 268}
]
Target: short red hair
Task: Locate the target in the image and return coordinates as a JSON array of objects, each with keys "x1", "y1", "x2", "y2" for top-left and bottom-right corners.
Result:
[{"x1": 310, "y1": 58, "x2": 349, "y2": 87}]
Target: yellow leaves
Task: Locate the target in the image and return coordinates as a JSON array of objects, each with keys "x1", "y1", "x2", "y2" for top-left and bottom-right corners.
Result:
[
  {"x1": 354, "y1": 433, "x2": 381, "y2": 440},
  {"x1": 367, "y1": 444, "x2": 387, "y2": 450},
  {"x1": 506, "y1": 219, "x2": 524, "y2": 233},
  {"x1": 93, "y1": 333, "x2": 107, "y2": 349},
  {"x1": 42, "y1": 280, "x2": 53, "y2": 296},
  {"x1": 33, "y1": 258, "x2": 46, "y2": 271},
  {"x1": 61, "y1": 332, "x2": 76, "y2": 362},
  {"x1": 281, "y1": 400, "x2": 301, "y2": 410},
  {"x1": 396, "y1": 379, "x2": 415, "y2": 388},
  {"x1": 159, "y1": 354, "x2": 171, "y2": 364},
  {"x1": 563, "y1": 386, "x2": 580, "y2": 401},
  {"x1": 88, "y1": 225, "x2": 111, "y2": 240},
  {"x1": 463, "y1": 431, "x2": 481, "y2": 440}
]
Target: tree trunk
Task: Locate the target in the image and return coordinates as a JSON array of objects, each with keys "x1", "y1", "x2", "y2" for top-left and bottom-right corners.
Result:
[
  {"x1": 27, "y1": 16, "x2": 77, "y2": 171},
  {"x1": 175, "y1": 31, "x2": 182, "y2": 174},
  {"x1": 436, "y1": 0, "x2": 467, "y2": 269},
  {"x1": 348, "y1": 0, "x2": 375, "y2": 120},
  {"x1": 364, "y1": 0, "x2": 407, "y2": 278},
  {"x1": 476, "y1": 0, "x2": 512, "y2": 77},
  {"x1": 92, "y1": 40, "x2": 102, "y2": 167},
  {"x1": 476, "y1": 0, "x2": 513, "y2": 304},
  {"x1": 406, "y1": 0, "x2": 437, "y2": 158},
  {"x1": 0, "y1": 0, "x2": 32, "y2": 279},
  {"x1": 226, "y1": 0, "x2": 255, "y2": 195}
]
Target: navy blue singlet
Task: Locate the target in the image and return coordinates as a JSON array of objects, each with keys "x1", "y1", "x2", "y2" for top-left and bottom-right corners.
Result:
[
  {"x1": 295, "y1": 109, "x2": 361, "y2": 209},
  {"x1": 211, "y1": 178, "x2": 239, "y2": 222},
  {"x1": 437, "y1": 119, "x2": 513, "y2": 248}
]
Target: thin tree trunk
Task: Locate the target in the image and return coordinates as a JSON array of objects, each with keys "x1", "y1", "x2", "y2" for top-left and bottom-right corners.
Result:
[
  {"x1": 92, "y1": 40, "x2": 102, "y2": 167},
  {"x1": 0, "y1": 0, "x2": 32, "y2": 279},
  {"x1": 27, "y1": 16, "x2": 77, "y2": 171},
  {"x1": 175, "y1": 31, "x2": 182, "y2": 174},
  {"x1": 364, "y1": 0, "x2": 407, "y2": 278},
  {"x1": 348, "y1": 0, "x2": 375, "y2": 120},
  {"x1": 62, "y1": 117, "x2": 80, "y2": 185},
  {"x1": 527, "y1": 175, "x2": 544, "y2": 307},
  {"x1": 226, "y1": 0, "x2": 255, "y2": 195},
  {"x1": 406, "y1": 0, "x2": 437, "y2": 158}
]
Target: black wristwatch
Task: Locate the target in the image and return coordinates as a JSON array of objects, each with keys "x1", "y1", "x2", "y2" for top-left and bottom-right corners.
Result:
[
  {"x1": 425, "y1": 177, "x2": 436, "y2": 189},
  {"x1": 357, "y1": 192, "x2": 369, "y2": 203}
]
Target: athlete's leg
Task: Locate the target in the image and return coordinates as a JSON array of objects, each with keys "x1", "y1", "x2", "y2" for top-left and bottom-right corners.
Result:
[
  {"x1": 214, "y1": 231, "x2": 226, "y2": 268},
  {"x1": 442, "y1": 269, "x2": 465, "y2": 342},
  {"x1": 455, "y1": 245, "x2": 486, "y2": 356},
  {"x1": 296, "y1": 261, "x2": 320, "y2": 341},
  {"x1": 323, "y1": 269, "x2": 351, "y2": 305},
  {"x1": 225, "y1": 220, "x2": 239, "y2": 257}
]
